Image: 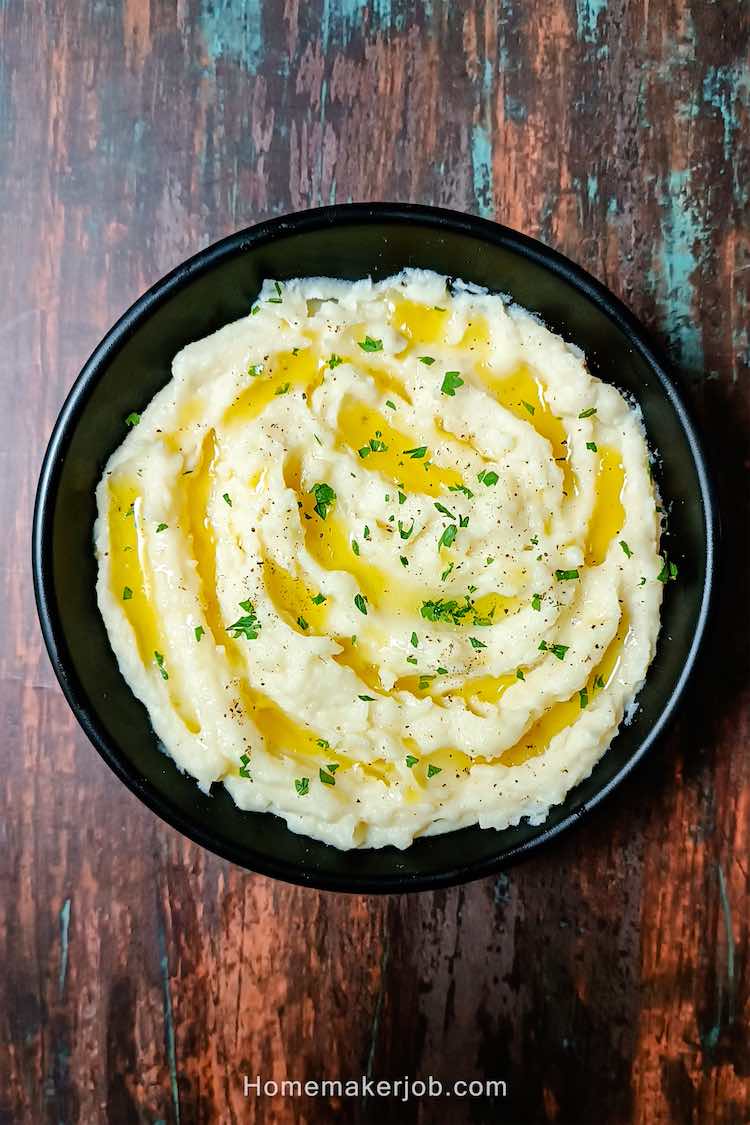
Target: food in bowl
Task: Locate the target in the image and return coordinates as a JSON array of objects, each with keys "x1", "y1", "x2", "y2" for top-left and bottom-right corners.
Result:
[{"x1": 94, "y1": 269, "x2": 666, "y2": 849}]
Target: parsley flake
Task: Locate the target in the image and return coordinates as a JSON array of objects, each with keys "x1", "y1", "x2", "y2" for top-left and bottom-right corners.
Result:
[
  {"x1": 310, "y1": 482, "x2": 336, "y2": 520},
  {"x1": 125, "y1": 412, "x2": 141, "y2": 427},
  {"x1": 227, "y1": 600, "x2": 261, "y2": 640},
  {"x1": 469, "y1": 636, "x2": 486, "y2": 650},
  {"x1": 354, "y1": 593, "x2": 368, "y2": 615},
  {"x1": 358, "y1": 336, "x2": 383, "y2": 352},
  {"x1": 619, "y1": 540, "x2": 633, "y2": 558},
  {"x1": 438, "y1": 524, "x2": 458, "y2": 551},
  {"x1": 295, "y1": 778, "x2": 310, "y2": 797},
  {"x1": 441, "y1": 370, "x2": 464, "y2": 396},
  {"x1": 404, "y1": 446, "x2": 427, "y2": 459},
  {"x1": 419, "y1": 356, "x2": 435, "y2": 366},
  {"x1": 154, "y1": 651, "x2": 168, "y2": 680},
  {"x1": 579, "y1": 407, "x2": 597, "y2": 418},
  {"x1": 195, "y1": 625, "x2": 205, "y2": 642},
  {"x1": 426, "y1": 764, "x2": 442, "y2": 778}
]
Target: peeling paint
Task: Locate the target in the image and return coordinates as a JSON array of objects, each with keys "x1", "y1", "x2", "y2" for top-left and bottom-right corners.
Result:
[
  {"x1": 587, "y1": 174, "x2": 598, "y2": 205},
  {"x1": 575, "y1": 0, "x2": 608, "y2": 43},
  {"x1": 198, "y1": 0, "x2": 263, "y2": 71},
  {"x1": 703, "y1": 64, "x2": 749, "y2": 163},
  {"x1": 58, "y1": 898, "x2": 71, "y2": 997},
  {"x1": 320, "y1": 0, "x2": 414, "y2": 49},
  {"x1": 471, "y1": 122, "x2": 493, "y2": 219},
  {"x1": 653, "y1": 169, "x2": 707, "y2": 372}
]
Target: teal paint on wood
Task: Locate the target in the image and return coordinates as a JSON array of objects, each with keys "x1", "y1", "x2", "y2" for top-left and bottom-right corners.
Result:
[
  {"x1": 575, "y1": 0, "x2": 608, "y2": 42},
  {"x1": 471, "y1": 123, "x2": 494, "y2": 219},
  {"x1": 58, "y1": 898, "x2": 71, "y2": 997},
  {"x1": 653, "y1": 169, "x2": 707, "y2": 373},
  {"x1": 703, "y1": 64, "x2": 749, "y2": 163},
  {"x1": 321, "y1": 0, "x2": 417, "y2": 48},
  {"x1": 199, "y1": 0, "x2": 264, "y2": 71}
]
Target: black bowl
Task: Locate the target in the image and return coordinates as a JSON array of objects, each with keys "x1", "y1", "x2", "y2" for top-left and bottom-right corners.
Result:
[{"x1": 33, "y1": 203, "x2": 716, "y2": 892}]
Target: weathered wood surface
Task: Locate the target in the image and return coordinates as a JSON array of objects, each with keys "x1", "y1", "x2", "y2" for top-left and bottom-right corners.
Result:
[{"x1": 1, "y1": 2, "x2": 748, "y2": 1122}]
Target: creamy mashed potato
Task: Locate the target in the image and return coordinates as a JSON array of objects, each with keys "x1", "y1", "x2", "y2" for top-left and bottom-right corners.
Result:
[{"x1": 95, "y1": 270, "x2": 665, "y2": 849}]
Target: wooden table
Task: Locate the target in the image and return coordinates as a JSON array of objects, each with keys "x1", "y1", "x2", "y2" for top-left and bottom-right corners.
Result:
[{"x1": 1, "y1": 3, "x2": 747, "y2": 1122}]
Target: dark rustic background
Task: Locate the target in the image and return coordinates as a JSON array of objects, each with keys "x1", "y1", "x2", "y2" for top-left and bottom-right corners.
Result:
[{"x1": 1, "y1": 2, "x2": 748, "y2": 1123}]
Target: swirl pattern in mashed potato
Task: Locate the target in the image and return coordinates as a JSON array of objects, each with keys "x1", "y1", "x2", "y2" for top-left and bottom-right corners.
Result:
[{"x1": 95, "y1": 270, "x2": 664, "y2": 849}]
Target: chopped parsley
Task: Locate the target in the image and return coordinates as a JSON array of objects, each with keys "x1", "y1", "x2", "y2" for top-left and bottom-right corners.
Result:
[
  {"x1": 248, "y1": 363, "x2": 263, "y2": 377},
  {"x1": 328, "y1": 354, "x2": 343, "y2": 369},
  {"x1": 400, "y1": 556, "x2": 409, "y2": 567},
  {"x1": 406, "y1": 655, "x2": 417, "y2": 664},
  {"x1": 434, "y1": 501, "x2": 456, "y2": 520},
  {"x1": 410, "y1": 631, "x2": 419, "y2": 648},
  {"x1": 531, "y1": 593, "x2": 542, "y2": 611},
  {"x1": 459, "y1": 514, "x2": 469, "y2": 528},
  {"x1": 438, "y1": 524, "x2": 458, "y2": 551},
  {"x1": 227, "y1": 600, "x2": 261, "y2": 640},
  {"x1": 316, "y1": 738, "x2": 330, "y2": 749},
  {"x1": 223, "y1": 493, "x2": 232, "y2": 506},
  {"x1": 156, "y1": 522, "x2": 168, "y2": 532},
  {"x1": 398, "y1": 490, "x2": 407, "y2": 505},
  {"x1": 555, "y1": 569, "x2": 579, "y2": 581},
  {"x1": 579, "y1": 687, "x2": 589, "y2": 709},
  {"x1": 586, "y1": 441, "x2": 598, "y2": 452},
  {"x1": 441, "y1": 562, "x2": 454, "y2": 581},
  {"x1": 426, "y1": 764, "x2": 442, "y2": 778},
  {"x1": 358, "y1": 694, "x2": 375, "y2": 702},
  {"x1": 516, "y1": 668, "x2": 525, "y2": 680},
  {"x1": 195, "y1": 625, "x2": 205, "y2": 642},
  {"x1": 539, "y1": 640, "x2": 569, "y2": 661},
  {"x1": 405, "y1": 754, "x2": 419, "y2": 768},
  {"x1": 125, "y1": 412, "x2": 141, "y2": 427},
  {"x1": 311, "y1": 592, "x2": 326, "y2": 605},
  {"x1": 594, "y1": 674, "x2": 605, "y2": 690},
  {"x1": 154, "y1": 651, "x2": 168, "y2": 680},
  {"x1": 478, "y1": 469, "x2": 499, "y2": 487},
  {"x1": 122, "y1": 586, "x2": 133, "y2": 600},
  {"x1": 469, "y1": 636, "x2": 486, "y2": 650},
  {"x1": 295, "y1": 777, "x2": 310, "y2": 797},
  {"x1": 354, "y1": 593, "x2": 368, "y2": 615},
  {"x1": 441, "y1": 370, "x2": 464, "y2": 396},
  {"x1": 619, "y1": 540, "x2": 633, "y2": 558},
  {"x1": 363, "y1": 525, "x2": 371, "y2": 540},
  {"x1": 358, "y1": 336, "x2": 383, "y2": 352},
  {"x1": 522, "y1": 400, "x2": 535, "y2": 416},
  {"x1": 448, "y1": 483, "x2": 474, "y2": 499},
  {"x1": 310, "y1": 482, "x2": 336, "y2": 519},
  {"x1": 297, "y1": 615, "x2": 309, "y2": 630},
  {"x1": 239, "y1": 753, "x2": 252, "y2": 779},
  {"x1": 579, "y1": 407, "x2": 597, "y2": 418},
  {"x1": 403, "y1": 446, "x2": 427, "y2": 459},
  {"x1": 274, "y1": 382, "x2": 291, "y2": 395},
  {"x1": 419, "y1": 355, "x2": 435, "y2": 366},
  {"x1": 385, "y1": 399, "x2": 396, "y2": 410},
  {"x1": 398, "y1": 519, "x2": 414, "y2": 540},
  {"x1": 351, "y1": 539, "x2": 360, "y2": 556},
  {"x1": 319, "y1": 768, "x2": 336, "y2": 786},
  {"x1": 657, "y1": 556, "x2": 678, "y2": 583}
]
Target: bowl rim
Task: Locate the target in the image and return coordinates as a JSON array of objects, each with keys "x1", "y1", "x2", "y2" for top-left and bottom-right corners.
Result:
[{"x1": 32, "y1": 201, "x2": 717, "y2": 893}]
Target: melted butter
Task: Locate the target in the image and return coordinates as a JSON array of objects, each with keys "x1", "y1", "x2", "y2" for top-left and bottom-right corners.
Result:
[
  {"x1": 108, "y1": 477, "x2": 199, "y2": 732},
  {"x1": 486, "y1": 362, "x2": 576, "y2": 498},
  {"x1": 459, "y1": 316, "x2": 491, "y2": 353},
  {"x1": 243, "y1": 685, "x2": 394, "y2": 784},
  {"x1": 585, "y1": 445, "x2": 625, "y2": 566},
  {"x1": 332, "y1": 635, "x2": 384, "y2": 693},
  {"x1": 391, "y1": 298, "x2": 449, "y2": 346},
  {"x1": 263, "y1": 559, "x2": 328, "y2": 635},
  {"x1": 472, "y1": 591, "x2": 521, "y2": 622},
  {"x1": 223, "y1": 347, "x2": 320, "y2": 426},
  {"x1": 499, "y1": 614, "x2": 631, "y2": 766},
  {"x1": 415, "y1": 747, "x2": 473, "y2": 786},
  {"x1": 449, "y1": 672, "x2": 519, "y2": 707},
  {"x1": 360, "y1": 362, "x2": 413, "y2": 406},
  {"x1": 336, "y1": 396, "x2": 463, "y2": 496},
  {"x1": 285, "y1": 453, "x2": 411, "y2": 612},
  {"x1": 183, "y1": 429, "x2": 225, "y2": 641}
]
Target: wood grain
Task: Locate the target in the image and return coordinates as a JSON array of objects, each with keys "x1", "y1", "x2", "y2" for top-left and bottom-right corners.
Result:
[{"x1": 0, "y1": 1, "x2": 748, "y2": 1122}]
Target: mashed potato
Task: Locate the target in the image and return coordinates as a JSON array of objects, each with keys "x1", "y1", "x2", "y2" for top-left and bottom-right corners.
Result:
[{"x1": 95, "y1": 270, "x2": 665, "y2": 849}]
